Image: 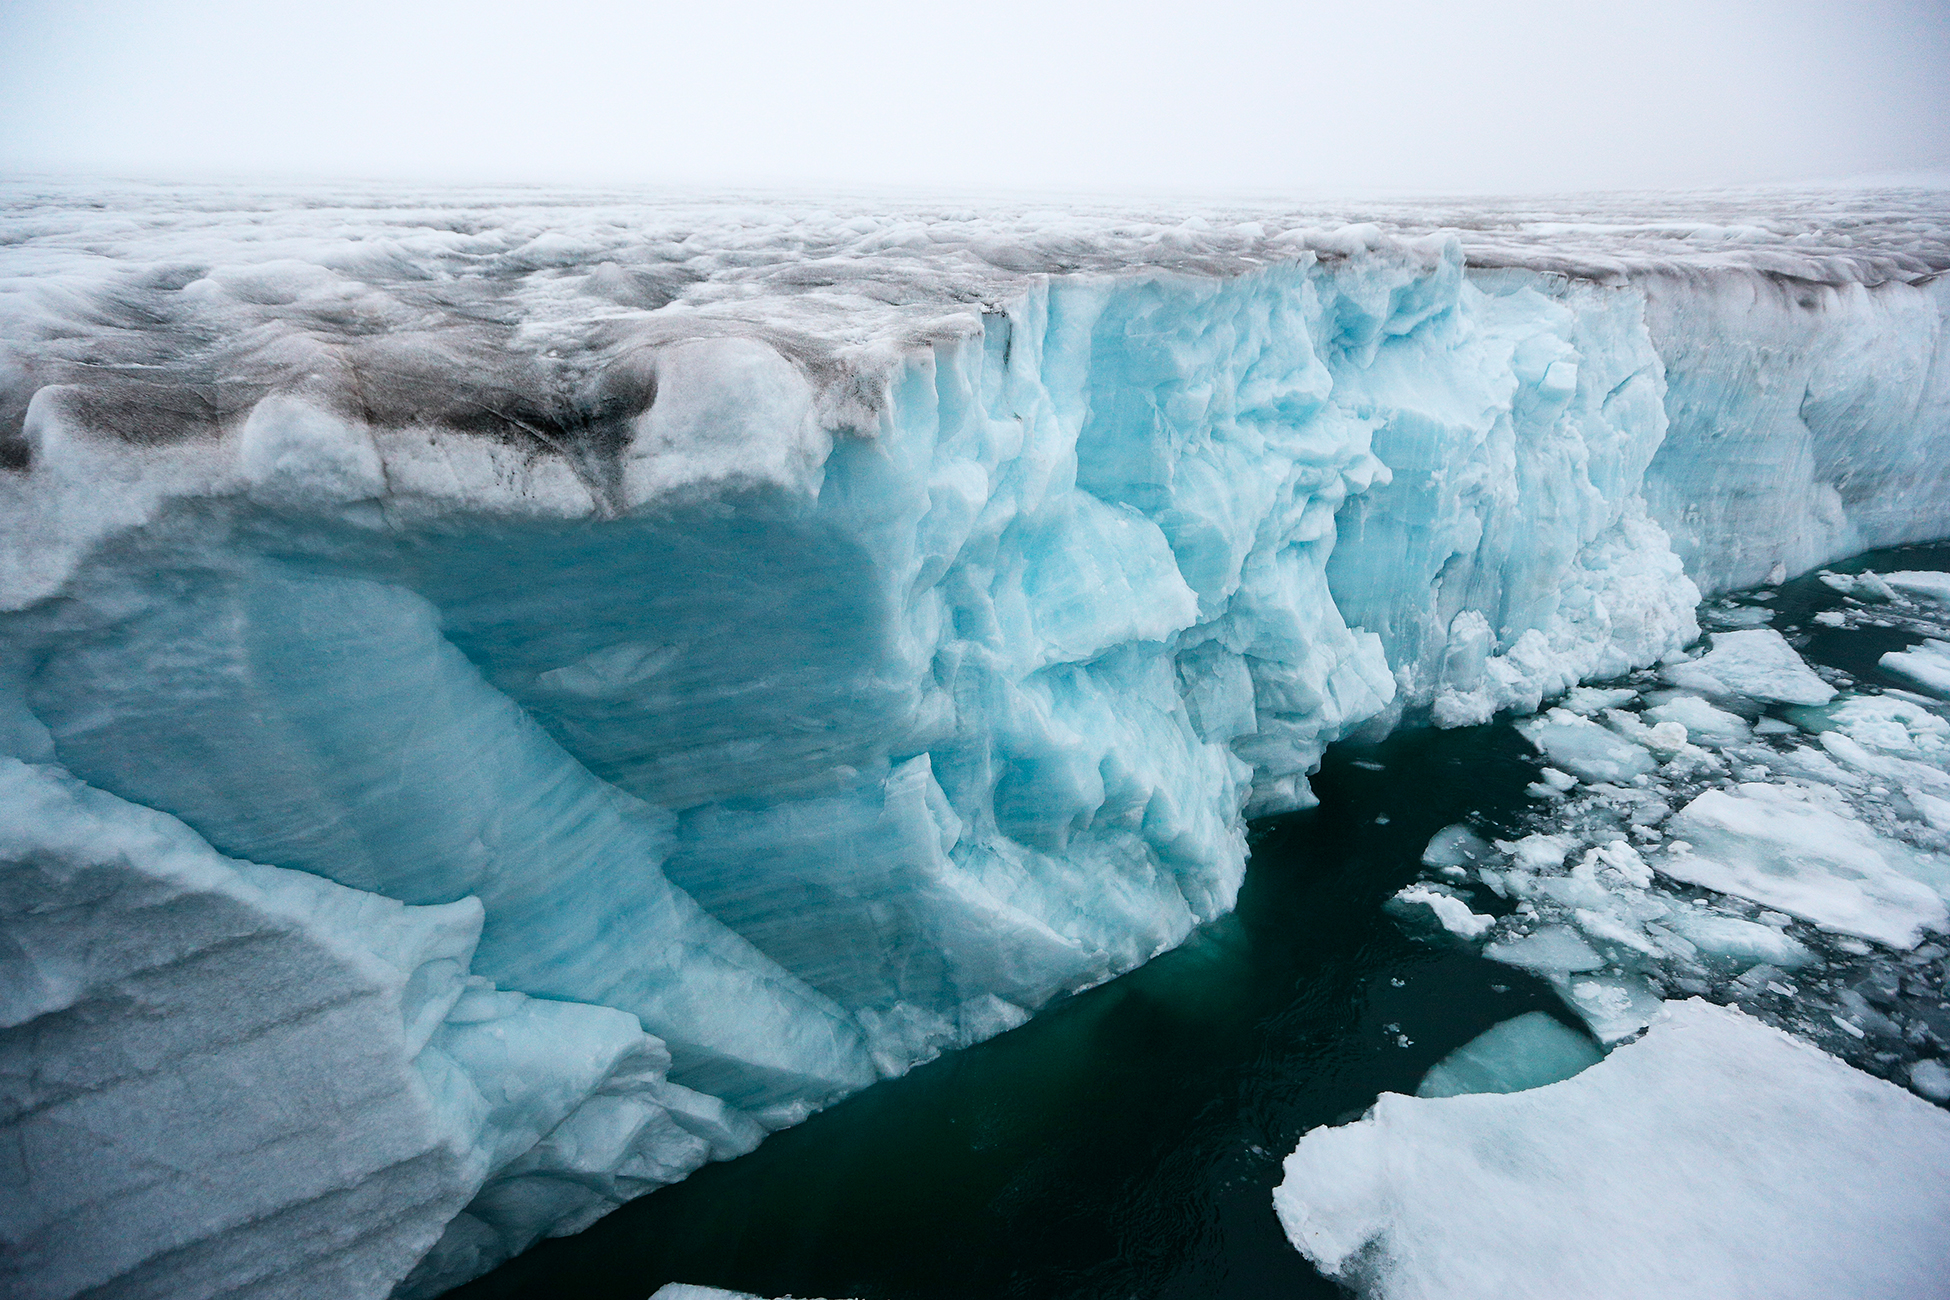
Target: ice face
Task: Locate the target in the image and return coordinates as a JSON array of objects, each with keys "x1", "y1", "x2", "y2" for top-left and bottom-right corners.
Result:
[
  {"x1": 1, "y1": 185, "x2": 1947, "y2": 1297},
  {"x1": 0, "y1": 758, "x2": 747, "y2": 1300},
  {"x1": 1275, "y1": 999, "x2": 1950, "y2": 1300}
]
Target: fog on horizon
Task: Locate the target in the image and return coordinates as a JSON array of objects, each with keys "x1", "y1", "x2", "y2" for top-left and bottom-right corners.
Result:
[{"x1": 2, "y1": 0, "x2": 1948, "y2": 199}]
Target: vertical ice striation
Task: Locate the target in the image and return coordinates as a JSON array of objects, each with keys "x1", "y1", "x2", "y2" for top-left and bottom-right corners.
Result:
[
  {"x1": 1642, "y1": 272, "x2": 1950, "y2": 593},
  {"x1": 1325, "y1": 261, "x2": 1700, "y2": 728},
  {"x1": 1, "y1": 187, "x2": 1946, "y2": 1296}
]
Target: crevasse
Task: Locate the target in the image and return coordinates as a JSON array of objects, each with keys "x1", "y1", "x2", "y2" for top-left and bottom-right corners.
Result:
[{"x1": 3, "y1": 222, "x2": 1948, "y2": 1299}]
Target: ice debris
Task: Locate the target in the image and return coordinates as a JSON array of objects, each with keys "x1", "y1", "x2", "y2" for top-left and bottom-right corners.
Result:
[
  {"x1": 1276, "y1": 1000, "x2": 1950, "y2": 1300},
  {"x1": 1398, "y1": 589, "x2": 1950, "y2": 1094}
]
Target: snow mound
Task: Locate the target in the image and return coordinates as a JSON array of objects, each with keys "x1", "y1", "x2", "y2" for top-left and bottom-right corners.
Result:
[{"x1": 1275, "y1": 1000, "x2": 1950, "y2": 1300}]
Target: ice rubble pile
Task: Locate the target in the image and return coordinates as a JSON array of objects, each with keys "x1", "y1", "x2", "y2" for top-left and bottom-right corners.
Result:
[
  {"x1": 1, "y1": 186, "x2": 1947, "y2": 1297},
  {"x1": 1393, "y1": 596, "x2": 1950, "y2": 1093},
  {"x1": 1275, "y1": 999, "x2": 1950, "y2": 1300}
]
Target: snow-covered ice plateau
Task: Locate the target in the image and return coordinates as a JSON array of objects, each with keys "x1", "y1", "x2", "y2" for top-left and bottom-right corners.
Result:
[
  {"x1": 1275, "y1": 999, "x2": 1950, "y2": 1300},
  {"x1": 2, "y1": 182, "x2": 1949, "y2": 1298}
]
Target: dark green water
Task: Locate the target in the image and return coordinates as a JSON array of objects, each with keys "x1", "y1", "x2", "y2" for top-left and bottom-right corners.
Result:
[{"x1": 452, "y1": 719, "x2": 1575, "y2": 1300}]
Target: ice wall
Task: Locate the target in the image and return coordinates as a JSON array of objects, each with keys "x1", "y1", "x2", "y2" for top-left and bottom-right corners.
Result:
[
  {"x1": 0, "y1": 758, "x2": 760, "y2": 1300},
  {"x1": 1, "y1": 189, "x2": 1947, "y2": 1298},
  {"x1": 1641, "y1": 271, "x2": 1950, "y2": 593}
]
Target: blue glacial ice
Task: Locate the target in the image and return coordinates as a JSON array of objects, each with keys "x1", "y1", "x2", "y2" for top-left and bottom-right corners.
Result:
[{"x1": 1, "y1": 184, "x2": 1948, "y2": 1297}]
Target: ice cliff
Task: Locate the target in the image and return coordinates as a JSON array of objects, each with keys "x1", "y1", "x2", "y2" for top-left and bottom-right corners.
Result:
[{"x1": 2, "y1": 184, "x2": 1947, "y2": 1298}]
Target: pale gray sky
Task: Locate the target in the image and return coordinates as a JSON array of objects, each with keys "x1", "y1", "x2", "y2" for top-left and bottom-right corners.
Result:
[{"x1": 2, "y1": 0, "x2": 1946, "y2": 195}]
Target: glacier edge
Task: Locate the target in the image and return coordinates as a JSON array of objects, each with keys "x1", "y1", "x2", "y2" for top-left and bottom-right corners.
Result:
[{"x1": 2, "y1": 198, "x2": 1949, "y2": 1298}]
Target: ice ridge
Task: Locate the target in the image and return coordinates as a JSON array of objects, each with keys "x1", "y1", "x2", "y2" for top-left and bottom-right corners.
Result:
[{"x1": 1, "y1": 186, "x2": 1948, "y2": 1298}]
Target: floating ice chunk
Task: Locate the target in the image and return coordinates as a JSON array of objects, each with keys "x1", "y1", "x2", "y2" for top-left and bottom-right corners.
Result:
[
  {"x1": 1819, "y1": 570, "x2": 1898, "y2": 602},
  {"x1": 1527, "y1": 766, "x2": 1579, "y2": 797},
  {"x1": 1912, "y1": 1058, "x2": 1950, "y2": 1102},
  {"x1": 1601, "y1": 708, "x2": 1692, "y2": 757},
  {"x1": 1548, "y1": 971, "x2": 1663, "y2": 1043},
  {"x1": 1391, "y1": 886, "x2": 1495, "y2": 940},
  {"x1": 1882, "y1": 639, "x2": 1950, "y2": 700},
  {"x1": 1561, "y1": 686, "x2": 1639, "y2": 715},
  {"x1": 1483, "y1": 924, "x2": 1606, "y2": 973},
  {"x1": 1791, "y1": 692, "x2": 1950, "y2": 755},
  {"x1": 1422, "y1": 824, "x2": 1495, "y2": 870},
  {"x1": 1662, "y1": 629, "x2": 1835, "y2": 706},
  {"x1": 1504, "y1": 833, "x2": 1576, "y2": 872},
  {"x1": 1414, "y1": 1012, "x2": 1603, "y2": 1099},
  {"x1": 1663, "y1": 784, "x2": 1949, "y2": 949},
  {"x1": 1517, "y1": 709, "x2": 1657, "y2": 783},
  {"x1": 1644, "y1": 693, "x2": 1751, "y2": 744},
  {"x1": 1275, "y1": 1000, "x2": 1950, "y2": 1300},
  {"x1": 1882, "y1": 571, "x2": 1950, "y2": 604},
  {"x1": 1664, "y1": 910, "x2": 1816, "y2": 969},
  {"x1": 1497, "y1": 834, "x2": 1575, "y2": 873},
  {"x1": 1912, "y1": 789, "x2": 1950, "y2": 833}
]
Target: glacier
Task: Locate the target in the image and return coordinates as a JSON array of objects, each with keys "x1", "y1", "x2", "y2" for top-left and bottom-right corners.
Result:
[{"x1": 1, "y1": 182, "x2": 1948, "y2": 1298}]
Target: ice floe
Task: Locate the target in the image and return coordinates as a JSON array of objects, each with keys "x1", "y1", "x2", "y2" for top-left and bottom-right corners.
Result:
[{"x1": 1276, "y1": 999, "x2": 1950, "y2": 1300}]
